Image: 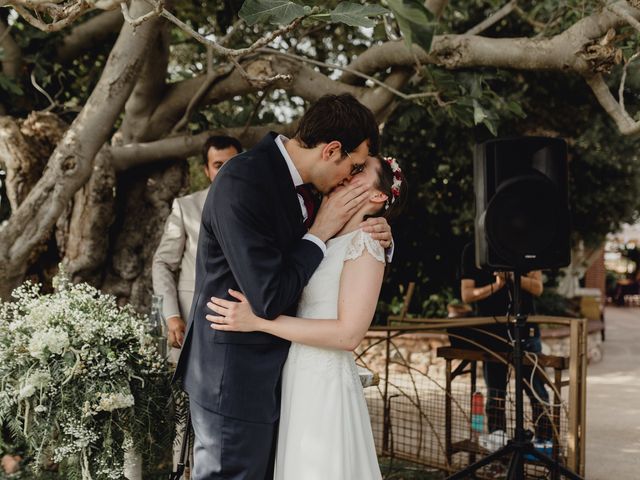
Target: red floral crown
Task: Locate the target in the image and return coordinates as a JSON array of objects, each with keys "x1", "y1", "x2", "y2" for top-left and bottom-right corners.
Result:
[{"x1": 383, "y1": 156, "x2": 403, "y2": 209}]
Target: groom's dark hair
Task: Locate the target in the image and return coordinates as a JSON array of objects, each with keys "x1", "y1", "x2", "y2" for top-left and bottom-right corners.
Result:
[{"x1": 294, "y1": 94, "x2": 380, "y2": 156}]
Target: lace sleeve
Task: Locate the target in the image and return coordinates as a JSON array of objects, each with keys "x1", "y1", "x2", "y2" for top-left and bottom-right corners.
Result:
[{"x1": 344, "y1": 229, "x2": 386, "y2": 264}]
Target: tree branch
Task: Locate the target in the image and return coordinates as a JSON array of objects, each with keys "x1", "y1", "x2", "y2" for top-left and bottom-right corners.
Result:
[
  {"x1": 361, "y1": 68, "x2": 413, "y2": 120},
  {"x1": 608, "y1": 1, "x2": 640, "y2": 33},
  {"x1": 117, "y1": 19, "x2": 171, "y2": 143},
  {"x1": 465, "y1": 0, "x2": 517, "y2": 35},
  {"x1": 258, "y1": 47, "x2": 435, "y2": 103},
  {"x1": 142, "y1": 0, "x2": 310, "y2": 59},
  {"x1": 8, "y1": 2, "x2": 92, "y2": 32},
  {"x1": 111, "y1": 59, "x2": 410, "y2": 171},
  {"x1": 585, "y1": 73, "x2": 640, "y2": 135},
  {"x1": 170, "y1": 46, "x2": 232, "y2": 135},
  {"x1": 120, "y1": 0, "x2": 161, "y2": 28},
  {"x1": 336, "y1": 1, "x2": 640, "y2": 135},
  {"x1": 118, "y1": 0, "x2": 309, "y2": 88},
  {"x1": 619, "y1": 51, "x2": 640, "y2": 113},
  {"x1": 0, "y1": 20, "x2": 20, "y2": 78},
  {"x1": 2, "y1": 0, "x2": 121, "y2": 32},
  {"x1": 343, "y1": 1, "x2": 636, "y2": 81},
  {"x1": 56, "y1": 9, "x2": 124, "y2": 63},
  {"x1": 425, "y1": 0, "x2": 449, "y2": 18},
  {"x1": 147, "y1": 48, "x2": 419, "y2": 140},
  {"x1": 109, "y1": 124, "x2": 290, "y2": 171},
  {"x1": 227, "y1": 54, "x2": 292, "y2": 88},
  {"x1": 282, "y1": 59, "x2": 363, "y2": 101},
  {"x1": 144, "y1": 65, "x2": 264, "y2": 140},
  {"x1": 280, "y1": 58, "x2": 408, "y2": 117}
]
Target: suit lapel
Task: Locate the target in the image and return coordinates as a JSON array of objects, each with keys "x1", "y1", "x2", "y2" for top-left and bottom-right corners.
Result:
[{"x1": 256, "y1": 133, "x2": 305, "y2": 228}]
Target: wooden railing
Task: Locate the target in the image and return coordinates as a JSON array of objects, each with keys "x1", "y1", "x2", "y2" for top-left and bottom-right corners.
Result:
[{"x1": 359, "y1": 315, "x2": 588, "y2": 477}]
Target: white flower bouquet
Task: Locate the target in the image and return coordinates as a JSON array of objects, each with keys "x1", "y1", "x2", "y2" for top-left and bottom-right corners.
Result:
[{"x1": 0, "y1": 272, "x2": 174, "y2": 479}]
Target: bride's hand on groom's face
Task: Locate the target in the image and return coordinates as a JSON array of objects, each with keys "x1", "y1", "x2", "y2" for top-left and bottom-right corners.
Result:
[
  {"x1": 308, "y1": 180, "x2": 371, "y2": 242},
  {"x1": 206, "y1": 289, "x2": 260, "y2": 332}
]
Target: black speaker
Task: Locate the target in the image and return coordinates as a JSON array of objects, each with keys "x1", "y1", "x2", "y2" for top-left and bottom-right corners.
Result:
[{"x1": 474, "y1": 136, "x2": 571, "y2": 271}]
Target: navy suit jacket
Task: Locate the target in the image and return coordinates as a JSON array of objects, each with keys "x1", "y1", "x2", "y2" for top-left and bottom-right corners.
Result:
[{"x1": 175, "y1": 132, "x2": 324, "y2": 423}]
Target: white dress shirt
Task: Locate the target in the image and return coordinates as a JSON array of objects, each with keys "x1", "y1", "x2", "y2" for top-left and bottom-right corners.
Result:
[{"x1": 275, "y1": 135, "x2": 327, "y2": 256}]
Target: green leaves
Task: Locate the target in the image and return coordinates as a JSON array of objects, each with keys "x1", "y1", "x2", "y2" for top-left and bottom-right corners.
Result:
[
  {"x1": 238, "y1": 0, "x2": 435, "y2": 51},
  {"x1": 0, "y1": 74, "x2": 23, "y2": 96},
  {"x1": 239, "y1": 0, "x2": 310, "y2": 26},
  {"x1": 329, "y1": 3, "x2": 389, "y2": 28},
  {"x1": 386, "y1": 0, "x2": 437, "y2": 51},
  {"x1": 239, "y1": 1, "x2": 389, "y2": 28},
  {"x1": 472, "y1": 100, "x2": 488, "y2": 125}
]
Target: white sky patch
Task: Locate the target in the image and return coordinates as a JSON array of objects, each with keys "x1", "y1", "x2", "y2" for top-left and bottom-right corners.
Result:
[
  {"x1": 359, "y1": 26, "x2": 374, "y2": 37},
  {"x1": 266, "y1": 90, "x2": 304, "y2": 123},
  {"x1": 6, "y1": 9, "x2": 19, "y2": 26}
]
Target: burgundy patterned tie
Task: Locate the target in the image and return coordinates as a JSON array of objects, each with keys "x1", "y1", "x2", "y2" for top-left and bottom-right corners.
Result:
[{"x1": 296, "y1": 184, "x2": 316, "y2": 228}]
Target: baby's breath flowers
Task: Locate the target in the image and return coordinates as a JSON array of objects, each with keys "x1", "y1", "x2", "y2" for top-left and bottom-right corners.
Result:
[{"x1": 0, "y1": 270, "x2": 174, "y2": 479}]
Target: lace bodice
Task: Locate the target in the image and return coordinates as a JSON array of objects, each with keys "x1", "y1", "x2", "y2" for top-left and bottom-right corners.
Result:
[{"x1": 296, "y1": 229, "x2": 385, "y2": 320}]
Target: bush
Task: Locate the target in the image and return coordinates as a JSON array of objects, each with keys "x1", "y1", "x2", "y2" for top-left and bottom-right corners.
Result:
[{"x1": 0, "y1": 271, "x2": 174, "y2": 479}]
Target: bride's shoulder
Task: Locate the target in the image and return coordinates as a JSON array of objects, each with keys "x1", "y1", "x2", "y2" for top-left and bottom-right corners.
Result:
[{"x1": 344, "y1": 229, "x2": 385, "y2": 264}]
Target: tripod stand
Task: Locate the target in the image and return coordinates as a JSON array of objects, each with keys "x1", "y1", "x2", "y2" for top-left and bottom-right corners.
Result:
[{"x1": 446, "y1": 272, "x2": 584, "y2": 480}]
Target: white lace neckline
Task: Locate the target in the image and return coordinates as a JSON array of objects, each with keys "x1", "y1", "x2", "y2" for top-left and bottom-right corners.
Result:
[{"x1": 327, "y1": 229, "x2": 359, "y2": 246}]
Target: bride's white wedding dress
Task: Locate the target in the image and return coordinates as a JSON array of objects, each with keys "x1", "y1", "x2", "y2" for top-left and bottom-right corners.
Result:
[{"x1": 274, "y1": 229, "x2": 384, "y2": 480}]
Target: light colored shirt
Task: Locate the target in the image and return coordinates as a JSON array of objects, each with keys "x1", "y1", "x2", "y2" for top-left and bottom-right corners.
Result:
[{"x1": 275, "y1": 135, "x2": 327, "y2": 256}]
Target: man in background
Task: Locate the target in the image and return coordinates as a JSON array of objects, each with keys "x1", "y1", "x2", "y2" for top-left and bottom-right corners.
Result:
[{"x1": 153, "y1": 135, "x2": 243, "y2": 360}]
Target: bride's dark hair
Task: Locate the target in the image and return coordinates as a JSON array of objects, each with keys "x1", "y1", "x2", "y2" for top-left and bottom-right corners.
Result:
[{"x1": 369, "y1": 155, "x2": 408, "y2": 223}]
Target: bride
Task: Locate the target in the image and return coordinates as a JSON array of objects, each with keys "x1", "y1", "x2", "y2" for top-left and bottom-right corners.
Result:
[{"x1": 206, "y1": 154, "x2": 407, "y2": 480}]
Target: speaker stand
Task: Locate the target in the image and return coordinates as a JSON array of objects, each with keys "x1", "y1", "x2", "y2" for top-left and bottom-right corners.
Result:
[{"x1": 446, "y1": 273, "x2": 583, "y2": 480}]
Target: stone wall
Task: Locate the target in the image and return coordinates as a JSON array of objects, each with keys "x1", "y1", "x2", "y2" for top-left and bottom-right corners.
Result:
[
  {"x1": 356, "y1": 323, "x2": 603, "y2": 379},
  {"x1": 542, "y1": 328, "x2": 604, "y2": 363},
  {"x1": 355, "y1": 332, "x2": 449, "y2": 378}
]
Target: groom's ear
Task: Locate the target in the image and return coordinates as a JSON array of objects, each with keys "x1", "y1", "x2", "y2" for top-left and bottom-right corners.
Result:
[{"x1": 321, "y1": 140, "x2": 343, "y2": 162}]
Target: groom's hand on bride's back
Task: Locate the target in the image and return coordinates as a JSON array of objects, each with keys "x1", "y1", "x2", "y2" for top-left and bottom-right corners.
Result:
[{"x1": 308, "y1": 181, "x2": 370, "y2": 242}]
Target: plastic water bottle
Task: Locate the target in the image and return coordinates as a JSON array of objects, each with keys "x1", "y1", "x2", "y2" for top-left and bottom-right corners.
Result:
[{"x1": 471, "y1": 391, "x2": 485, "y2": 440}]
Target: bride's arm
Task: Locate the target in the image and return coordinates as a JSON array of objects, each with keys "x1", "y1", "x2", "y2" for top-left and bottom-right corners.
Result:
[{"x1": 206, "y1": 249, "x2": 385, "y2": 351}]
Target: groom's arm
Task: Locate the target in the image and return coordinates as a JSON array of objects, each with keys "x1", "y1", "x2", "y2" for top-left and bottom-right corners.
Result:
[{"x1": 209, "y1": 170, "x2": 323, "y2": 320}]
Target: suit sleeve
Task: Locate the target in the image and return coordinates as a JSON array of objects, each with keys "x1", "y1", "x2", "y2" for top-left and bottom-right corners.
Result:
[
  {"x1": 209, "y1": 171, "x2": 324, "y2": 320},
  {"x1": 152, "y1": 198, "x2": 186, "y2": 319}
]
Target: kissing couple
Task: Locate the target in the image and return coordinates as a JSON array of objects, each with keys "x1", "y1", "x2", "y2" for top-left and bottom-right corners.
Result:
[{"x1": 175, "y1": 93, "x2": 408, "y2": 479}]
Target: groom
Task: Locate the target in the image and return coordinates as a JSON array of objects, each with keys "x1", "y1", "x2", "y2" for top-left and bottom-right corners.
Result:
[{"x1": 174, "y1": 94, "x2": 391, "y2": 479}]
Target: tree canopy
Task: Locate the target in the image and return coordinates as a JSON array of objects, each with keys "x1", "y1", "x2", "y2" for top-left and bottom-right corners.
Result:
[{"x1": 1, "y1": 0, "x2": 640, "y2": 309}]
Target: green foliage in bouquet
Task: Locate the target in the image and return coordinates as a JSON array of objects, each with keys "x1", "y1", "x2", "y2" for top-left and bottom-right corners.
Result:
[{"x1": 0, "y1": 271, "x2": 174, "y2": 479}]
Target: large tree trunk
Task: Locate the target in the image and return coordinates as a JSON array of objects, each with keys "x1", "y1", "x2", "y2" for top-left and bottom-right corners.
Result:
[
  {"x1": 0, "y1": 112, "x2": 67, "y2": 289},
  {"x1": 99, "y1": 19, "x2": 190, "y2": 313},
  {"x1": 0, "y1": 109, "x2": 187, "y2": 309},
  {"x1": 0, "y1": 0, "x2": 160, "y2": 300},
  {"x1": 0, "y1": 113, "x2": 67, "y2": 211},
  {"x1": 102, "y1": 161, "x2": 188, "y2": 311},
  {"x1": 55, "y1": 149, "x2": 117, "y2": 287}
]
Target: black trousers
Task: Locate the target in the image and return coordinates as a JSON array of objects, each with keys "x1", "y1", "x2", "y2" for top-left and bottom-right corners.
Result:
[
  {"x1": 483, "y1": 336, "x2": 553, "y2": 441},
  {"x1": 189, "y1": 398, "x2": 278, "y2": 480}
]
